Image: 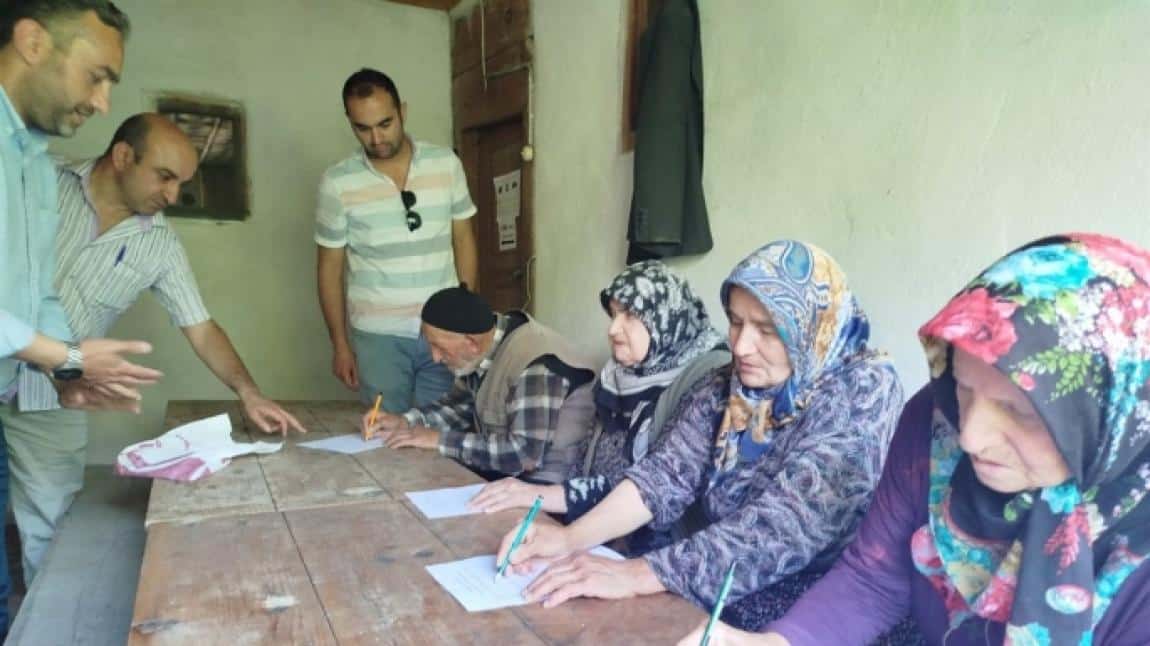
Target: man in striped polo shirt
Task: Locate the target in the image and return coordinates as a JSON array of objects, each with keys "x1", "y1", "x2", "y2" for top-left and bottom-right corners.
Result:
[
  {"x1": 8, "y1": 112, "x2": 305, "y2": 584},
  {"x1": 317, "y1": 68, "x2": 478, "y2": 413}
]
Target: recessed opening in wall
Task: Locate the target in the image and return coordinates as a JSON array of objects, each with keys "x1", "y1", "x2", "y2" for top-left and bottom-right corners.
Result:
[{"x1": 155, "y1": 94, "x2": 249, "y2": 221}]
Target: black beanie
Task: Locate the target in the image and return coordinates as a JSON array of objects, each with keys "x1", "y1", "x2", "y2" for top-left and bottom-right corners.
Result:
[{"x1": 421, "y1": 286, "x2": 496, "y2": 334}]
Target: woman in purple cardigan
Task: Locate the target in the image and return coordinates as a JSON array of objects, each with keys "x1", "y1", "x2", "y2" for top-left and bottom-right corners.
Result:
[
  {"x1": 493, "y1": 240, "x2": 904, "y2": 628},
  {"x1": 679, "y1": 233, "x2": 1150, "y2": 646}
]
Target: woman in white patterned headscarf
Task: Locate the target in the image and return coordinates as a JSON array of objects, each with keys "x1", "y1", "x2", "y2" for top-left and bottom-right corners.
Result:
[{"x1": 469, "y1": 261, "x2": 728, "y2": 550}]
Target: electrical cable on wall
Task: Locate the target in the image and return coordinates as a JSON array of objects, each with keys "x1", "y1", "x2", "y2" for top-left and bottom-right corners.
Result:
[
  {"x1": 479, "y1": 0, "x2": 487, "y2": 92},
  {"x1": 476, "y1": 0, "x2": 534, "y2": 161},
  {"x1": 523, "y1": 255, "x2": 537, "y2": 310}
]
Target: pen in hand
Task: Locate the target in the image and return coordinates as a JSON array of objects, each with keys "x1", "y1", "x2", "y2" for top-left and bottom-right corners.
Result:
[{"x1": 495, "y1": 495, "x2": 543, "y2": 583}]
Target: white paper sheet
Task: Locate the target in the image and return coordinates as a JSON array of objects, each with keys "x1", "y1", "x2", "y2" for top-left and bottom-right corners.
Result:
[
  {"x1": 426, "y1": 546, "x2": 624, "y2": 612},
  {"x1": 405, "y1": 483, "x2": 487, "y2": 519},
  {"x1": 297, "y1": 433, "x2": 383, "y2": 455}
]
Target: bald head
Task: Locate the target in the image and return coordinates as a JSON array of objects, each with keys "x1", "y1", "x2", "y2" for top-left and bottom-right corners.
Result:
[
  {"x1": 104, "y1": 113, "x2": 193, "y2": 160},
  {"x1": 103, "y1": 113, "x2": 199, "y2": 215}
]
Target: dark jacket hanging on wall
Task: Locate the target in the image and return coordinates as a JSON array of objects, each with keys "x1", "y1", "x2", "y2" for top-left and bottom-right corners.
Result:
[{"x1": 627, "y1": 0, "x2": 711, "y2": 263}]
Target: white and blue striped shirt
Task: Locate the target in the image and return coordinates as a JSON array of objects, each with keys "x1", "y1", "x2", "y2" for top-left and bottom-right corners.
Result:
[
  {"x1": 315, "y1": 138, "x2": 476, "y2": 337},
  {"x1": 17, "y1": 159, "x2": 210, "y2": 411}
]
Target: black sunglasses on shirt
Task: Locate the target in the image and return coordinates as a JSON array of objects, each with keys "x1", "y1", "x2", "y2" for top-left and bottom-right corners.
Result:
[{"x1": 401, "y1": 190, "x2": 422, "y2": 232}]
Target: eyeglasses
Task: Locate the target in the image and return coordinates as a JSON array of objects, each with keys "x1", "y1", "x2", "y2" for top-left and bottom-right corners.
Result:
[{"x1": 401, "y1": 190, "x2": 421, "y2": 232}]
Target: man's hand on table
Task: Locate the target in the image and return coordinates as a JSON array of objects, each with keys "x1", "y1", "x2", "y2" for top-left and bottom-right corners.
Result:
[{"x1": 381, "y1": 425, "x2": 440, "y2": 450}]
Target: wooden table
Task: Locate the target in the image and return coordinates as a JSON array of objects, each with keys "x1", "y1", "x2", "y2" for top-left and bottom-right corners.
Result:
[{"x1": 128, "y1": 400, "x2": 703, "y2": 645}]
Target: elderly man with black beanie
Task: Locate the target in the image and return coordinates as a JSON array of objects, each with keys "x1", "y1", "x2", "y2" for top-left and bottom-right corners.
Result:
[{"x1": 362, "y1": 286, "x2": 596, "y2": 484}]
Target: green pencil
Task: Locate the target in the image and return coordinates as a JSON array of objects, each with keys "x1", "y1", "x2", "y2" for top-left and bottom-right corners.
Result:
[
  {"x1": 495, "y1": 495, "x2": 543, "y2": 582},
  {"x1": 700, "y1": 561, "x2": 737, "y2": 646}
]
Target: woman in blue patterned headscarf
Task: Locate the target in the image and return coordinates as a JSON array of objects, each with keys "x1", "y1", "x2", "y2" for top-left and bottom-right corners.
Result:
[
  {"x1": 710, "y1": 240, "x2": 873, "y2": 478},
  {"x1": 489, "y1": 240, "x2": 904, "y2": 631}
]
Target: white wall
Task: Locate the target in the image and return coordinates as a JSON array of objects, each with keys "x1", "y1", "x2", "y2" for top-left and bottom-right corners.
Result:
[
  {"x1": 530, "y1": 0, "x2": 1150, "y2": 394},
  {"x1": 531, "y1": 0, "x2": 634, "y2": 352},
  {"x1": 50, "y1": 0, "x2": 453, "y2": 463}
]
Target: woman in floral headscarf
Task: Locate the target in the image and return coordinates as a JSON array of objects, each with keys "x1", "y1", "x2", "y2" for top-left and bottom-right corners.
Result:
[
  {"x1": 679, "y1": 233, "x2": 1150, "y2": 646},
  {"x1": 490, "y1": 241, "x2": 903, "y2": 628},
  {"x1": 470, "y1": 261, "x2": 729, "y2": 547}
]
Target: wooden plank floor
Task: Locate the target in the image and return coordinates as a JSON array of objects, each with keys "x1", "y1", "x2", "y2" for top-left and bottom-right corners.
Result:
[
  {"x1": 7, "y1": 468, "x2": 149, "y2": 646},
  {"x1": 131, "y1": 400, "x2": 704, "y2": 645}
]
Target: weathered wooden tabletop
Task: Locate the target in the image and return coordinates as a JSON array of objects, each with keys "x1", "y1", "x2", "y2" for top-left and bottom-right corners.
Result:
[{"x1": 128, "y1": 400, "x2": 703, "y2": 645}]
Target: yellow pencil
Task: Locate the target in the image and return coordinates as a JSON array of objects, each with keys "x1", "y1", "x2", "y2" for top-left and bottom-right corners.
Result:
[{"x1": 365, "y1": 393, "x2": 382, "y2": 440}]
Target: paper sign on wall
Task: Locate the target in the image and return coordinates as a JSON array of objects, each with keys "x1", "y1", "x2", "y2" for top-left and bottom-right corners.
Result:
[{"x1": 493, "y1": 169, "x2": 521, "y2": 251}]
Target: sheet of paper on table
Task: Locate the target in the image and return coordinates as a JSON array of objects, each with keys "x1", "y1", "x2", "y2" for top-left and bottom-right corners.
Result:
[
  {"x1": 426, "y1": 546, "x2": 624, "y2": 612},
  {"x1": 405, "y1": 483, "x2": 487, "y2": 519},
  {"x1": 297, "y1": 433, "x2": 383, "y2": 455}
]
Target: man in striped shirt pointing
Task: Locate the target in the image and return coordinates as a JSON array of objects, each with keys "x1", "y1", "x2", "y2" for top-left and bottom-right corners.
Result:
[{"x1": 8, "y1": 112, "x2": 304, "y2": 584}]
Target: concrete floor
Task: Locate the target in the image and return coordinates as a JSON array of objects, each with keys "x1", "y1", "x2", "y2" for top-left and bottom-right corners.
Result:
[{"x1": 4, "y1": 467, "x2": 149, "y2": 646}]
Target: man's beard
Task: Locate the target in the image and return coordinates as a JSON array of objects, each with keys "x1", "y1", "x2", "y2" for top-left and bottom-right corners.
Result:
[
  {"x1": 365, "y1": 129, "x2": 404, "y2": 160},
  {"x1": 24, "y1": 59, "x2": 90, "y2": 137},
  {"x1": 451, "y1": 356, "x2": 482, "y2": 377},
  {"x1": 366, "y1": 142, "x2": 398, "y2": 159}
]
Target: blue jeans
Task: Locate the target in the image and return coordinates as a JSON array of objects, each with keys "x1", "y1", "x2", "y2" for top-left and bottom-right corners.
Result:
[
  {"x1": 0, "y1": 413, "x2": 11, "y2": 635},
  {"x1": 351, "y1": 330, "x2": 454, "y2": 413}
]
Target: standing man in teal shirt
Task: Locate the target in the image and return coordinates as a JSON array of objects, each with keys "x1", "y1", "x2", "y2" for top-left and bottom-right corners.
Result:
[{"x1": 0, "y1": 1, "x2": 161, "y2": 635}]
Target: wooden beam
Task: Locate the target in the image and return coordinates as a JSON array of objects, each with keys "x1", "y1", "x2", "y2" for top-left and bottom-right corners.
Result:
[
  {"x1": 386, "y1": 0, "x2": 459, "y2": 11},
  {"x1": 451, "y1": 43, "x2": 529, "y2": 132},
  {"x1": 451, "y1": 0, "x2": 530, "y2": 78}
]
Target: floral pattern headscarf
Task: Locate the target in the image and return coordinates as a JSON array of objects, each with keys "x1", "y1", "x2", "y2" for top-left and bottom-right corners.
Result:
[
  {"x1": 711, "y1": 240, "x2": 873, "y2": 473},
  {"x1": 913, "y1": 233, "x2": 1150, "y2": 646}
]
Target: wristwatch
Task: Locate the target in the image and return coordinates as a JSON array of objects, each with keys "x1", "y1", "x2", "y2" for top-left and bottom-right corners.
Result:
[{"x1": 51, "y1": 342, "x2": 84, "y2": 381}]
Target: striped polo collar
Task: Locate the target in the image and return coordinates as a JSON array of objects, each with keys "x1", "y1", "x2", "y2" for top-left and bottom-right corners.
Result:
[
  {"x1": 64, "y1": 158, "x2": 168, "y2": 241},
  {"x1": 356, "y1": 136, "x2": 422, "y2": 177}
]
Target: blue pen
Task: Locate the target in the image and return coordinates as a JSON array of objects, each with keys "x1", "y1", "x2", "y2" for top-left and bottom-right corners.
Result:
[
  {"x1": 700, "y1": 562, "x2": 737, "y2": 646},
  {"x1": 114, "y1": 244, "x2": 126, "y2": 266},
  {"x1": 495, "y1": 495, "x2": 543, "y2": 582}
]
